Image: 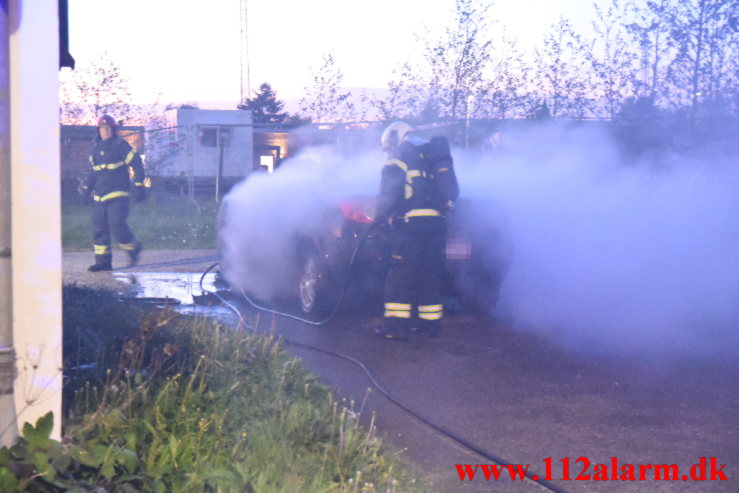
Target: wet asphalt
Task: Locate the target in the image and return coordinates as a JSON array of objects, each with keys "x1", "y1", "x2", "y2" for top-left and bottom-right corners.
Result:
[{"x1": 63, "y1": 251, "x2": 739, "y2": 493}]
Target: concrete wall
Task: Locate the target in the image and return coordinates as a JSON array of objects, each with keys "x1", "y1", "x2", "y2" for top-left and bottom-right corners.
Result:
[{"x1": 8, "y1": 0, "x2": 63, "y2": 441}]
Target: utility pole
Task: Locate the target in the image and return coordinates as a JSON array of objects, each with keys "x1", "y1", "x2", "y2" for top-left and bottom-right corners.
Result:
[
  {"x1": 0, "y1": 0, "x2": 18, "y2": 448},
  {"x1": 239, "y1": 0, "x2": 251, "y2": 103}
]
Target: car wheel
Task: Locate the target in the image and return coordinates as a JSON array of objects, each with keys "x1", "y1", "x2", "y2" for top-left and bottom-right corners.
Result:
[{"x1": 298, "y1": 249, "x2": 333, "y2": 318}]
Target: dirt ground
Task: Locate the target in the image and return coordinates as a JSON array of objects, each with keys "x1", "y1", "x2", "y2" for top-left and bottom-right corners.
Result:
[{"x1": 62, "y1": 249, "x2": 739, "y2": 493}]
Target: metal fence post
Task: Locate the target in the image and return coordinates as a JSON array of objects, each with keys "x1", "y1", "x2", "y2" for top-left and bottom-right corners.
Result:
[{"x1": 187, "y1": 125, "x2": 194, "y2": 201}]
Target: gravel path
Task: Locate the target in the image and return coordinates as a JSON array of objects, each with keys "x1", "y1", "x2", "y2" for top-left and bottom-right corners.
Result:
[{"x1": 62, "y1": 249, "x2": 219, "y2": 292}]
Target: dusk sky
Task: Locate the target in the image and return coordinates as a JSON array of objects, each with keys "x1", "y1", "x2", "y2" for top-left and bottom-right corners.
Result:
[{"x1": 63, "y1": 0, "x2": 599, "y2": 109}]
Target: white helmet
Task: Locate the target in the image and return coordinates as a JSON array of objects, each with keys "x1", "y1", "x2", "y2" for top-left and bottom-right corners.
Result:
[{"x1": 380, "y1": 121, "x2": 414, "y2": 151}]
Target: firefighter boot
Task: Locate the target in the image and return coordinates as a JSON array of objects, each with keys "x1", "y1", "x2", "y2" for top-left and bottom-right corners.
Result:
[
  {"x1": 374, "y1": 326, "x2": 409, "y2": 341},
  {"x1": 127, "y1": 241, "x2": 142, "y2": 267},
  {"x1": 374, "y1": 317, "x2": 410, "y2": 341},
  {"x1": 88, "y1": 254, "x2": 112, "y2": 272}
]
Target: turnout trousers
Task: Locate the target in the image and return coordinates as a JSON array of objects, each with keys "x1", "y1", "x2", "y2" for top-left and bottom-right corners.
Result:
[
  {"x1": 383, "y1": 218, "x2": 446, "y2": 337},
  {"x1": 90, "y1": 196, "x2": 138, "y2": 265}
]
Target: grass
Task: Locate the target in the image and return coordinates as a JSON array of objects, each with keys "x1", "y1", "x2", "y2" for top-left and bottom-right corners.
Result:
[
  {"x1": 62, "y1": 195, "x2": 219, "y2": 250},
  {"x1": 1, "y1": 286, "x2": 425, "y2": 492}
]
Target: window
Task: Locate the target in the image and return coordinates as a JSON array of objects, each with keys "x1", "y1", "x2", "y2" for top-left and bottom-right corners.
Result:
[
  {"x1": 198, "y1": 128, "x2": 218, "y2": 147},
  {"x1": 260, "y1": 155, "x2": 275, "y2": 173}
]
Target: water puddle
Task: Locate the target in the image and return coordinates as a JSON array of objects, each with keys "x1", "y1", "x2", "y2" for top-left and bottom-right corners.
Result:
[
  {"x1": 111, "y1": 271, "x2": 240, "y2": 322},
  {"x1": 112, "y1": 272, "x2": 217, "y2": 303}
]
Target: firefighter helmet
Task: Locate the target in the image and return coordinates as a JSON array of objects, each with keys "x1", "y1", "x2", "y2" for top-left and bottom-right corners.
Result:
[
  {"x1": 97, "y1": 114, "x2": 118, "y2": 129},
  {"x1": 381, "y1": 121, "x2": 414, "y2": 151},
  {"x1": 96, "y1": 114, "x2": 118, "y2": 139}
]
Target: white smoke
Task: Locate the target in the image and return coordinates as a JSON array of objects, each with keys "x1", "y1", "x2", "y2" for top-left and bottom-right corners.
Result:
[
  {"x1": 218, "y1": 124, "x2": 739, "y2": 362},
  {"x1": 218, "y1": 145, "x2": 382, "y2": 301},
  {"x1": 456, "y1": 123, "x2": 739, "y2": 362}
]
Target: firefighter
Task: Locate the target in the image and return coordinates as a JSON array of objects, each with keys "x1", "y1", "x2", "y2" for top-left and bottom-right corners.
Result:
[
  {"x1": 80, "y1": 114, "x2": 146, "y2": 272},
  {"x1": 375, "y1": 121, "x2": 459, "y2": 340}
]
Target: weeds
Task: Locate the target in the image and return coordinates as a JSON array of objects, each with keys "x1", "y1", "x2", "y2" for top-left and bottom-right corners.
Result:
[{"x1": 2, "y1": 287, "x2": 425, "y2": 492}]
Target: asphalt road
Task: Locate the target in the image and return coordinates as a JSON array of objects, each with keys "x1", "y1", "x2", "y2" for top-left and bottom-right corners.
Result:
[
  {"x1": 240, "y1": 306, "x2": 738, "y2": 493},
  {"x1": 63, "y1": 250, "x2": 739, "y2": 493}
]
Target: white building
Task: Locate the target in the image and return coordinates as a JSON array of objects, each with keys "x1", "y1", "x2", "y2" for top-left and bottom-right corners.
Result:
[{"x1": 164, "y1": 108, "x2": 254, "y2": 179}]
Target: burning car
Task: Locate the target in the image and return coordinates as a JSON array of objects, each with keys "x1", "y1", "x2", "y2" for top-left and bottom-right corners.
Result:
[{"x1": 217, "y1": 173, "x2": 513, "y2": 319}]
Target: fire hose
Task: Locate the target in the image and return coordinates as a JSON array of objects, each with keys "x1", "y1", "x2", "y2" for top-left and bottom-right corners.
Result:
[{"x1": 197, "y1": 223, "x2": 570, "y2": 493}]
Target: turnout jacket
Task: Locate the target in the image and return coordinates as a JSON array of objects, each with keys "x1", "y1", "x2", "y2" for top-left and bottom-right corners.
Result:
[
  {"x1": 82, "y1": 136, "x2": 145, "y2": 202},
  {"x1": 377, "y1": 135, "x2": 459, "y2": 223}
]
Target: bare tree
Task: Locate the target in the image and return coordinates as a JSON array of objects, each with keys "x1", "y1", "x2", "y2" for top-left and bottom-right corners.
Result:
[
  {"x1": 59, "y1": 53, "x2": 136, "y2": 125},
  {"x1": 623, "y1": 0, "x2": 677, "y2": 105},
  {"x1": 477, "y1": 30, "x2": 531, "y2": 119},
  {"x1": 299, "y1": 53, "x2": 354, "y2": 122},
  {"x1": 667, "y1": 0, "x2": 737, "y2": 124},
  {"x1": 420, "y1": 0, "x2": 495, "y2": 120},
  {"x1": 532, "y1": 17, "x2": 591, "y2": 119},
  {"x1": 364, "y1": 62, "x2": 434, "y2": 122},
  {"x1": 586, "y1": 0, "x2": 639, "y2": 119}
]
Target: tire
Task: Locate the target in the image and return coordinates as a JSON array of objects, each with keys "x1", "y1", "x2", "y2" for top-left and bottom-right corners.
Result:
[{"x1": 297, "y1": 248, "x2": 334, "y2": 318}]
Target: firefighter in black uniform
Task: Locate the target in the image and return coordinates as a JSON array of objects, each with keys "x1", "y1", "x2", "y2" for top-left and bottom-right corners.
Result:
[
  {"x1": 375, "y1": 121, "x2": 459, "y2": 340},
  {"x1": 80, "y1": 115, "x2": 146, "y2": 272}
]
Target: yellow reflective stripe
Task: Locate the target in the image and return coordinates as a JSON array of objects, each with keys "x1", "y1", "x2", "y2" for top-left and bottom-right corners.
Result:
[
  {"x1": 385, "y1": 303, "x2": 411, "y2": 310},
  {"x1": 92, "y1": 161, "x2": 126, "y2": 171},
  {"x1": 419, "y1": 303, "x2": 443, "y2": 321},
  {"x1": 384, "y1": 310, "x2": 411, "y2": 319},
  {"x1": 119, "y1": 242, "x2": 137, "y2": 251},
  {"x1": 385, "y1": 158, "x2": 408, "y2": 172},
  {"x1": 93, "y1": 191, "x2": 130, "y2": 202},
  {"x1": 133, "y1": 182, "x2": 144, "y2": 187},
  {"x1": 438, "y1": 167, "x2": 449, "y2": 172},
  {"x1": 385, "y1": 301, "x2": 412, "y2": 318},
  {"x1": 94, "y1": 244, "x2": 110, "y2": 255},
  {"x1": 404, "y1": 169, "x2": 422, "y2": 199},
  {"x1": 405, "y1": 209, "x2": 441, "y2": 219},
  {"x1": 124, "y1": 149, "x2": 137, "y2": 164}
]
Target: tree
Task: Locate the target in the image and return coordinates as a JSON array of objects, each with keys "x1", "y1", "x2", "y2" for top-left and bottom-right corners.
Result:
[
  {"x1": 59, "y1": 52, "x2": 136, "y2": 124},
  {"x1": 667, "y1": 0, "x2": 737, "y2": 125},
  {"x1": 478, "y1": 30, "x2": 531, "y2": 119},
  {"x1": 300, "y1": 53, "x2": 353, "y2": 122},
  {"x1": 237, "y1": 82, "x2": 288, "y2": 124},
  {"x1": 421, "y1": 0, "x2": 494, "y2": 120},
  {"x1": 623, "y1": 0, "x2": 677, "y2": 105},
  {"x1": 586, "y1": 0, "x2": 639, "y2": 119},
  {"x1": 532, "y1": 17, "x2": 591, "y2": 119},
  {"x1": 366, "y1": 62, "x2": 433, "y2": 122}
]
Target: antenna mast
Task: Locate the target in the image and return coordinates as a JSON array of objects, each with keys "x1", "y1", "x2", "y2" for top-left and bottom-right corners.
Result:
[{"x1": 239, "y1": 0, "x2": 251, "y2": 103}]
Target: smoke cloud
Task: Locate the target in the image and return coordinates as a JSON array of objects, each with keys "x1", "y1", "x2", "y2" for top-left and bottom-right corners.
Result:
[
  {"x1": 457, "y1": 124, "x2": 739, "y2": 362},
  {"x1": 219, "y1": 124, "x2": 738, "y2": 362},
  {"x1": 218, "y1": 145, "x2": 382, "y2": 301}
]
